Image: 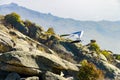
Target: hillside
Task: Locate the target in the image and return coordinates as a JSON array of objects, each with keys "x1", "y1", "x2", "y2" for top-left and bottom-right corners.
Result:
[
  {"x1": 0, "y1": 12, "x2": 120, "y2": 80},
  {"x1": 0, "y1": 3, "x2": 120, "y2": 54}
]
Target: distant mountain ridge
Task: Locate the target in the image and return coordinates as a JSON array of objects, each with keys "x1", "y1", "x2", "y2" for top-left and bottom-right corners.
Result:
[{"x1": 0, "y1": 3, "x2": 120, "y2": 54}]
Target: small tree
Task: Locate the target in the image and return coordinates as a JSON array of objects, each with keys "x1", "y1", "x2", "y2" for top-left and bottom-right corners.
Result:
[
  {"x1": 4, "y1": 12, "x2": 28, "y2": 34},
  {"x1": 88, "y1": 40, "x2": 100, "y2": 54},
  {"x1": 4, "y1": 12, "x2": 21, "y2": 26},
  {"x1": 78, "y1": 60, "x2": 104, "y2": 80},
  {"x1": 46, "y1": 27, "x2": 55, "y2": 35}
]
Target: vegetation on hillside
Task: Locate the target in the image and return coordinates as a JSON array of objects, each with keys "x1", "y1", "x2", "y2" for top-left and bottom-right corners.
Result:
[
  {"x1": 114, "y1": 54, "x2": 120, "y2": 60},
  {"x1": 78, "y1": 60, "x2": 104, "y2": 80},
  {"x1": 46, "y1": 27, "x2": 55, "y2": 35},
  {"x1": 4, "y1": 12, "x2": 27, "y2": 33},
  {"x1": 101, "y1": 50, "x2": 114, "y2": 62},
  {"x1": 88, "y1": 40, "x2": 100, "y2": 53},
  {"x1": 4, "y1": 12, "x2": 21, "y2": 26}
]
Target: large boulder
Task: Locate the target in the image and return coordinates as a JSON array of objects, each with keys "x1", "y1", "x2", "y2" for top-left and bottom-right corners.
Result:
[
  {"x1": 0, "y1": 51, "x2": 79, "y2": 75},
  {"x1": 0, "y1": 62, "x2": 41, "y2": 76}
]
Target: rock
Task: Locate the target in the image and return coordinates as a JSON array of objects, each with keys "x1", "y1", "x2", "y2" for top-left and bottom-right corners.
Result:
[
  {"x1": 27, "y1": 24, "x2": 43, "y2": 39},
  {"x1": 8, "y1": 29, "x2": 35, "y2": 52},
  {"x1": 53, "y1": 43, "x2": 73, "y2": 55},
  {"x1": 43, "y1": 71, "x2": 67, "y2": 80},
  {"x1": 24, "y1": 76, "x2": 39, "y2": 80},
  {"x1": 9, "y1": 29, "x2": 27, "y2": 39},
  {"x1": 9, "y1": 29, "x2": 55, "y2": 54},
  {"x1": 0, "y1": 24, "x2": 9, "y2": 33},
  {"x1": 100, "y1": 60, "x2": 120, "y2": 79},
  {"x1": 0, "y1": 70, "x2": 9, "y2": 80},
  {"x1": 102, "y1": 61, "x2": 120, "y2": 74},
  {"x1": 5, "y1": 72, "x2": 20, "y2": 80},
  {"x1": 85, "y1": 51, "x2": 98, "y2": 58},
  {"x1": 0, "y1": 51, "x2": 79, "y2": 75},
  {"x1": 14, "y1": 38, "x2": 30, "y2": 51},
  {"x1": 0, "y1": 62, "x2": 41, "y2": 76},
  {"x1": 115, "y1": 60, "x2": 120, "y2": 69},
  {"x1": 61, "y1": 60, "x2": 79, "y2": 71},
  {"x1": 66, "y1": 77, "x2": 74, "y2": 80},
  {"x1": 0, "y1": 30, "x2": 14, "y2": 52}
]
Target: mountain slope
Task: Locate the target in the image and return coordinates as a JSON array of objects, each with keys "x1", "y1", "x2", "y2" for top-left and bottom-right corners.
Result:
[
  {"x1": 0, "y1": 3, "x2": 120, "y2": 54},
  {"x1": 0, "y1": 16, "x2": 80, "y2": 79},
  {"x1": 1, "y1": 14, "x2": 120, "y2": 80}
]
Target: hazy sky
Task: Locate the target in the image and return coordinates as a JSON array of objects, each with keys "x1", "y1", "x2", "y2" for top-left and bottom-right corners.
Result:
[{"x1": 0, "y1": 0, "x2": 120, "y2": 21}]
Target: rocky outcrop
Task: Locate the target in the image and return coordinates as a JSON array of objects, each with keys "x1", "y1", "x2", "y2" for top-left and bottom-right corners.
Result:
[
  {"x1": 99, "y1": 60, "x2": 120, "y2": 79},
  {"x1": 76, "y1": 44, "x2": 120, "y2": 79},
  {"x1": 0, "y1": 51, "x2": 78, "y2": 76},
  {"x1": 9, "y1": 29, "x2": 55, "y2": 54},
  {"x1": 0, "y1": 23, "x2": 80, "y2": 79}
]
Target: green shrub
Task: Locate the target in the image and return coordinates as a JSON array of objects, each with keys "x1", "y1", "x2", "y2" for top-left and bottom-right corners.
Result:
[
  {"x1": 78, "y1": 60, "x2": 104, "y2": 80},
  {"x1": 101, "y1": 50, "x2": 113, "y2": 62},
  {"x1": 4, "y1": 13, "x2": 28, "y2": 34},
  {"x1": 88, "y1": 42, "x2": 100, "y2": 51},
  {"x1": 46, "y1": 27, "x2": 55, "y2": 35},
  {"x1": 4, "y1": 12, "x2": 21, "y2": 26},
  {"x1": 24, "y1": 20, "x2": 45, "y2": 39},
  {"x1": 115, "y1": 55, "x2": 120, "y2": 60}
]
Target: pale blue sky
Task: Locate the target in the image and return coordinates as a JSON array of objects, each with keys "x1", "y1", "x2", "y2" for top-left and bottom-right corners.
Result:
[{"x1": 0, "y1": 0, "x2": 120, "y2": 21}]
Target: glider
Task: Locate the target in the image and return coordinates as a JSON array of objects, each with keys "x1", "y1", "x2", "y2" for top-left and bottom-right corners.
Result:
[{"x1": 60, "y1": 31, "x2": 84, "y2": 43}]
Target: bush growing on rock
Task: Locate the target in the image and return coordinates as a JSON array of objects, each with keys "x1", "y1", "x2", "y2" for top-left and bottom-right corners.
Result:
[
  {"x1": 101, "y1": 50, "x2": 113, "y2": 62},
  {"x1": 88, "y1": 40, "x2": 100, "y2": 54},
  {"x1": 78, "y1": 60, "x2": 104, "y2": 80},
  {"x1": 114, "y1": 55, "x2": 120, "y2": 60},
  {"x1": 24, "y1": 20, "x2": 44, "y2": 39},
  {"x1": 4, "y1": 12, "x2": 21, "y2": 26},
  {"x1": 46, "y1": 27, "x2": 55, "y2": 35},
  {"x1": 4, "y1": 13, "x2": 28, "y2": 33}
]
